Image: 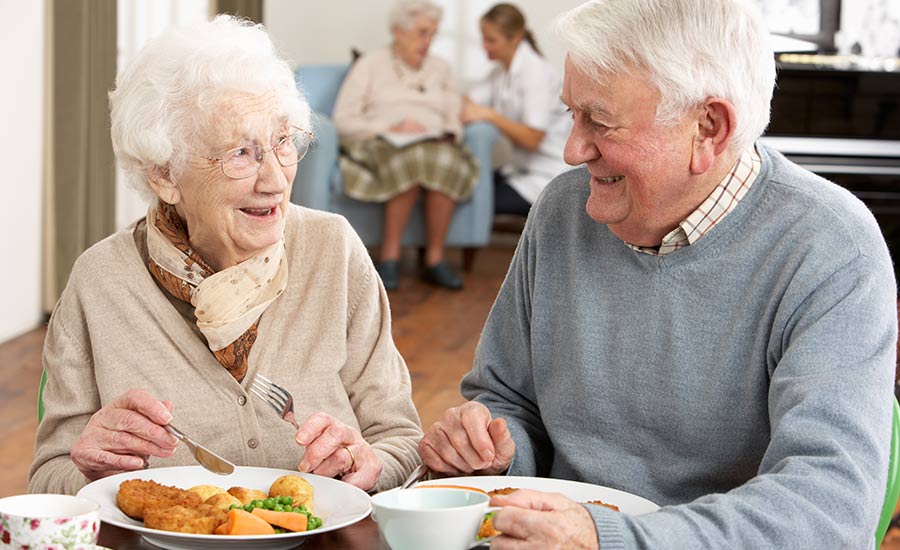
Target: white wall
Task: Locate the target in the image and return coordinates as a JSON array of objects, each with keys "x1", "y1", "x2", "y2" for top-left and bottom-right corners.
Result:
[
  {"x1": 263, "y1": 0, "x2": 583, "y2": 88},
  {"x1": 0, "y1": 0, "x2": 45, "y2": 342}
]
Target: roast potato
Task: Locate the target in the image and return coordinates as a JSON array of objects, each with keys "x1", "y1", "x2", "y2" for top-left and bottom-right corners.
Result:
[
  {"x1": 227, "y1": 486, "x2": 269, "y2": 505},
  {"x1": 188, "y1": 484, "x2": 226, "y2": 502},
  {"x1": 268, "y1": 475, "x2": 315, "y2": 510},
  {"x1": 205, "y1": 492, "x2": 243, "y2": 511}
]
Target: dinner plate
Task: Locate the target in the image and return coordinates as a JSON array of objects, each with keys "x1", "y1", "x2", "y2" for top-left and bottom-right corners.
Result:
[
  {"x1": 76, "y1": 465, "x2": 371, "y2": 550},
  {"x1": 418, "y1": 476, "x2": 659, "y2": 515}
]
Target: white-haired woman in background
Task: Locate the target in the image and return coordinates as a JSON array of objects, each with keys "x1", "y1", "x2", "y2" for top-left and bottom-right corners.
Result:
[
  {"x1": 29, "y1": 15, "x2": 422, "y2": 496},
  {"x1": 333, "y1": 0, "x2": 478, "y2": 291}
]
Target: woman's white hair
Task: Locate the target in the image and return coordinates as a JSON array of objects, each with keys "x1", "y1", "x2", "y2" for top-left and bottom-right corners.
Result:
[
  {"x1": 553, "y1": 0, "x2": 776, "y2": 154},
  {"x1": 388, "y1": 0, "x2": 443, "y2": 31},
  {"x1": 109, "y1": 15, "x2": 311, "y2": 201}
]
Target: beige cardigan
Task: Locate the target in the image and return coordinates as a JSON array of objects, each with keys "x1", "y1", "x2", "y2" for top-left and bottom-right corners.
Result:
[
  {"x1": 333, "y1": 47, "x2": 463, "y2": 143},
  {"x1": 29, "y1": 205, "x2": 423, "y2": 495}
]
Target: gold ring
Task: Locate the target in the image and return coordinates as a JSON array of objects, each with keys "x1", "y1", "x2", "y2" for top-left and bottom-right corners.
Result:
[{"x1": 343, "y1": 446, "x2": 356, "y2": 471}]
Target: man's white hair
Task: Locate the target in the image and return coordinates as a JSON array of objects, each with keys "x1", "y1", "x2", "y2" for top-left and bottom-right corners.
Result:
[
  {"x1": 388, "y1": 0, "x2": 443, "y2": 31},
  {"x1": 109, "y1": 15, "x2": 311, "y2": 201},
  {"x1": 553, "y1": 0, "x2": 776, "y2": 154}
]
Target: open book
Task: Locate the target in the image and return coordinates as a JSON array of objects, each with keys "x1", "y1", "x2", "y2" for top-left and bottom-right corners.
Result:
[{"x1": 379, "y1": 130, "x2": 444, "y2": 148}]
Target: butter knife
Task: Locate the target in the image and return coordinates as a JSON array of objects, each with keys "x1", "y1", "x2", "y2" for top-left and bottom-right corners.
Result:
[{"x1": 164, "y1": 424, "x2": 235, "y2": 475}]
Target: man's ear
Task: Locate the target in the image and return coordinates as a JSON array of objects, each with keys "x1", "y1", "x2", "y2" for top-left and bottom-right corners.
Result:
[
  {"x1": 689, "y1": 98, "x2": 736, "y2": 175},
  {"x1": 147, "y1": 165, "x2": 181, "y2": 205}
]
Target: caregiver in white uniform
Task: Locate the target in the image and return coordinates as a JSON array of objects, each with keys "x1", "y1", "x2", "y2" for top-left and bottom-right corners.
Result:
[{"x1": 463, "y1": 3, "x2": 572, "y2": 216}]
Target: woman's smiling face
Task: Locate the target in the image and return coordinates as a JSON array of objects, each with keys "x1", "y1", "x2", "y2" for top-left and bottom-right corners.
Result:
[
  {"x1": 159, "y1": 90, "x2": 297, "y2": 271},
  {"x1": 561, "y1": 57, "x2": 702, "y2": 246}
]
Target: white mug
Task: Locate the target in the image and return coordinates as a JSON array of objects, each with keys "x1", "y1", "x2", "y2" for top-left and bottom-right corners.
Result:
[
  {"x1": 371, "y1": 487, "x2": 494, "y2": 550},
  {"x1": 0, "y1": 493, "x2": 100, "y2": 550}
]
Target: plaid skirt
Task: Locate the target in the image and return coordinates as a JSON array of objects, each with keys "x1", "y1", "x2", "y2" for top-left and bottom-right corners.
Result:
[{"x1": 339, "y1": 137, "x2": 479, "y2": 202}]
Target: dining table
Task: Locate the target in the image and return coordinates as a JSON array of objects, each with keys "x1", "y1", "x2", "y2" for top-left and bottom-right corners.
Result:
[{"x1": 97, "y1": 516, "x2": 388, "y2": 549}]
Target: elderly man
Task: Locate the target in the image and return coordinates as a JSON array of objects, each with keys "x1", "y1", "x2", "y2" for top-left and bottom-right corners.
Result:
[{"x1": 418, "y1": 0, "x2": 897, "y2": 548}]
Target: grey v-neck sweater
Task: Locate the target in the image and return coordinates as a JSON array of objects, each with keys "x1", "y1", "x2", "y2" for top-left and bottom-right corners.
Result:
[{"x1": 463, "y1": 143, "x2": 897, "y2": 548}]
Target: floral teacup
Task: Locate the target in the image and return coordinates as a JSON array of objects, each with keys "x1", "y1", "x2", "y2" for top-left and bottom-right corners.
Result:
[{"x1": 0, "y1": 493, "x2": 100, "y2": 550}]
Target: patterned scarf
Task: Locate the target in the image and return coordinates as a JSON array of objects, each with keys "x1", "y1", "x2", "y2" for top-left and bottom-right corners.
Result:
[{"x1": 146, "y1": 202, "x2": 288, "y2": 381}]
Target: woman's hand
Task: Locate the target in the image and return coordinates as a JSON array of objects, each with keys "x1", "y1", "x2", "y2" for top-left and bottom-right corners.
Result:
[
  {"x1": 418, "y1": 401, "x2": 515, "y2": 475},
  {"x1": 461, "y1": 98, "x2": 495, "y2": 124},
  {"x1": 295, "y1": 412, "x2": 382, "y2": 491},
  {"x1": 71, "y1": 389, "x2": 178, "y2": 482},
  {"x1": 489, "y1": 489, "x2": 600, "y2": 550},
  {"x1": 389, "y1": 118, "x2": 428, "y2": 134}
]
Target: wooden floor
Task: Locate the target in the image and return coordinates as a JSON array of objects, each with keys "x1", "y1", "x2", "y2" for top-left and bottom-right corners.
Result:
[{"x1": 2, "y1": 236, "x2": 899, "y2": 548}]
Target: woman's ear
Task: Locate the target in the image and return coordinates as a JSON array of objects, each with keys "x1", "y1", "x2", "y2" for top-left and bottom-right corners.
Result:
[
  {"x1": 689, "y1": 98, "x2": 736, "y2": 175},
  {"x1": 147, "y1": 165, "x2": 181, "y2": 205}
]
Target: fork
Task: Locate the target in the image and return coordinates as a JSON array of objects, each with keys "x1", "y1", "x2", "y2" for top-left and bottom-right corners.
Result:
[
  {"x1": 400, "y1": 463, "x2": 430, "y2": 489},
  {"x1": 249, "y1": 373, "x2": 299, "y2": 429}
]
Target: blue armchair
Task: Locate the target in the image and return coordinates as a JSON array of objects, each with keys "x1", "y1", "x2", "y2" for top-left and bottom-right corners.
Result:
[{"x1": 291, "y1": 64, "x2": 500, "y2": 270}]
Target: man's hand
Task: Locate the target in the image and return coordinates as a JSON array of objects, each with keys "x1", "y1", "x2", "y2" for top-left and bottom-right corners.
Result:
[
  {"x1": 490, "y1": 489, "x2": 600, "y2": 550},
  {"x1": 418, "y1": 402, "x2": 515, "y2": 475},
  {"x1": 71, "y1": 389, "x2": 178, "y2": 481}
]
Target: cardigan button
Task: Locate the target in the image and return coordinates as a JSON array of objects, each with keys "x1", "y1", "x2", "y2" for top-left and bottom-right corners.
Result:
[
  {"x1": 248, "y1": 438, "x2": 258, "y2": 449},
  {"x1": 238, "y1": 395, "x2": 247, "y2": 406}
]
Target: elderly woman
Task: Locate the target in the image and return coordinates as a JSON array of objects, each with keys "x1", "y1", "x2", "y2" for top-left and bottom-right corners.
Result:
[
  {"x1": 333, "y1": 0, "x2": 478, "y2": 291},
  {"x1": 28, "y1": 15, "x2": 422, "y2": 496},
  {"x1": 463, "y1": 3, "x2": 571, "y2": 216}
]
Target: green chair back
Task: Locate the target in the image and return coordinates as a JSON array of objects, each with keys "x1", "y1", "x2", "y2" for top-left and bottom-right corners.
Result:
[
  {"x1": 876, "y1": 395, "x2": 900, "y2": 548},
  {"x1": 37, "y1": 369, "x2": 47, "y2": 423}
]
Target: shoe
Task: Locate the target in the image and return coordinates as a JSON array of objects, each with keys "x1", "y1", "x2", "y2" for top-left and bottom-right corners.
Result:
[
  {"x1": 421, "y1": 261, "x2": 463, "y2": 290},
  {"x1": 376, "y1": 261, "x2": 399, "y2": 291}
]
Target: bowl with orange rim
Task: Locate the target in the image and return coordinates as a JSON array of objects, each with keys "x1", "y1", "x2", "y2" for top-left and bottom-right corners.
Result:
[{"x1": 413, "y1": 484, "x2": 487, "y2": 494}]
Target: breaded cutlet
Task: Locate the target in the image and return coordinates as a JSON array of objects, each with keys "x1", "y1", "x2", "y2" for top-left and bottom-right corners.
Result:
[
  {"x1": 116, "y1": 479, "x2": 202, "y2": 520},
  {"x1": 144, "y1": 504, "x2": 227, "y2": 534}
]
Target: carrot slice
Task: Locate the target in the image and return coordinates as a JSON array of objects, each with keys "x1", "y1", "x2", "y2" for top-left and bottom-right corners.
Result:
[
  {"x1": 219, "y1": 508, "x2": 276, "y2": 535},
  {"x1": 251, "y1": 508, "x2": 308, "y2": 532}
]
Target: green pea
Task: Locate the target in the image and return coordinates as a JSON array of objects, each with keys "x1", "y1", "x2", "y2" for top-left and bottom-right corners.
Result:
[
  {"x1": 251, "y1": 499, "x2": 264, "y2": 509},
  {"x1": 297, "y1": 505, "x2": 307, "y2": 512},
  {"x1": 263, "y1": 497, "x2": 277, "y2": 509},
  {"x1": 291, "y1": 506, "x2": 301, "y2": 514},
  {"x1": 279, "y1": 496, "x2": 293, "y2": 506},
  {"x1": 243, "y1": 504, "x2": 253, "y2": 512},
  {"x1": 274, "y1": 504, "x2": 285, "y2": 512}
]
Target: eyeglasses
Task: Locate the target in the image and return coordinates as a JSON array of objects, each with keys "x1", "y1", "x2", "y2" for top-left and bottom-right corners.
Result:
[{"x1": 204, "y1": 126, "x2": 313, "y2": 180}]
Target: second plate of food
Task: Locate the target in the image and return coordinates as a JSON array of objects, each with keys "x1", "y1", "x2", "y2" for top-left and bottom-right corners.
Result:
[
  {"x1": 417, "y1": 475, "x2": 659, "y2": 515},
  {"x1": 77, "y1": 465, "x2": 371, "y2": 550}
]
